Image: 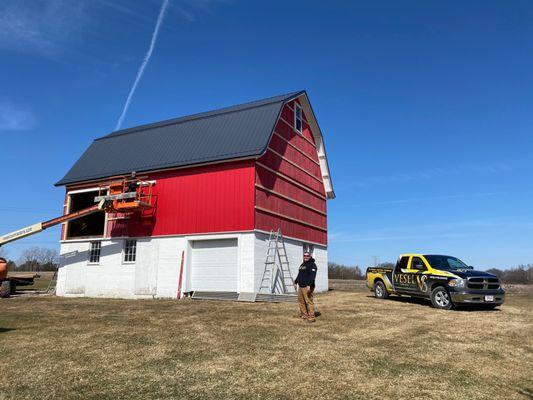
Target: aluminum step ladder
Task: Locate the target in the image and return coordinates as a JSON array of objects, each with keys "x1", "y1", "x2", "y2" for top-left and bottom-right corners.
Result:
[{"x1": 258, "y1": 229, "x2": 295, "y2": 294}]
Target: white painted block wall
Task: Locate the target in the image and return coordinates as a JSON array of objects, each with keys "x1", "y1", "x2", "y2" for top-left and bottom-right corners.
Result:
[
  {"x1": 253, "y1": 232, "x2": 328, "y2": 293},
  {"x1": 57, "y1": 231, "x2": 327, "y2": 299}
]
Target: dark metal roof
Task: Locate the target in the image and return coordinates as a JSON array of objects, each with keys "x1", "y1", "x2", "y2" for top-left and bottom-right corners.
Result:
[{"x1": 55, "y1": 91, "x2": 304, "y2": 186}]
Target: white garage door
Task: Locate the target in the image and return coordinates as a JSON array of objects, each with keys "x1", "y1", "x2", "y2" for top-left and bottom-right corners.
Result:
[{"x1": 190, "y1": 239, "x2": 238, "y2": 292}]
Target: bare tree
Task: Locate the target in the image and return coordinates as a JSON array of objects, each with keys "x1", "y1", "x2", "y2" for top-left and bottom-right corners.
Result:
[
  {"x1": 38, "y1": 248, "x2": 59, "y2": 268},
  {"x1": 0, "y1": 247, "x2": 8, "y2": 260},
  {"x1": 18, "y1": 247, "x2": 59, "y2": 271},
  {"x1": 19, "y1": 247, "x2": 41, "y2": 271},
  {"x1": 328, "y1": 262, "x2": 365, "y2": 280},
  {"x1": 487, "y1": 265, "x2": 532, "y2": 284}
]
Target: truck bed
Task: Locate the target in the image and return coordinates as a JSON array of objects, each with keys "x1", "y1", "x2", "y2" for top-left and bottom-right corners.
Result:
[{"x1": 6, "y1": 272, "x2": 39, "y2": 286}]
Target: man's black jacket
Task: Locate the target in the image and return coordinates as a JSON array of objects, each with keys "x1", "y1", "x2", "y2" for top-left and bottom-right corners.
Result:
[{"x1": 294, "y1": 257, "x2": 317, "y2": 288}]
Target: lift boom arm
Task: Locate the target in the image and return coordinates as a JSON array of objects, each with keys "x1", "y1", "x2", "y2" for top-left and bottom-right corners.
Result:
[
  {"x1": 0, "y1": 201, "x2": 105, "y2": 247},
  {"x1": 0, "y1": 176, "x2": 154, "y2": 248}
]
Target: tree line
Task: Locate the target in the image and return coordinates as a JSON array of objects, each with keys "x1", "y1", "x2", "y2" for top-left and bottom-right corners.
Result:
[
  {"x1": 0, "y1": 247, "x2": 59, "y2": 272},
  {"x1": 2, "y1": 247, "x2": 532, "y2": 284},
  {"x1": 328, "y1": 261, "x2": 533, "y2": 284},
  {"x1": 486, "y1": 265, "x2": 533, "y2": 284}
]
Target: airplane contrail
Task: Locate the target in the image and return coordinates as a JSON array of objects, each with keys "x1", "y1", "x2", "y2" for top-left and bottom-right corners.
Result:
[{"x1": 115, "y1": 0, "x2": 170, "y2": 131}]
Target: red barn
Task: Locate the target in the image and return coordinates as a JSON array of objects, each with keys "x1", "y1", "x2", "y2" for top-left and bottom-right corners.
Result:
[{"x1": 55, "y1": 91, "x2": 334, "y2": 299}]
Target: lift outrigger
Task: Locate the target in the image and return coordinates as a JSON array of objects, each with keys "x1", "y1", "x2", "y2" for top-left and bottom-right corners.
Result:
[{"x1": 0, "y1": 175, "x2": 154, "y2": 297}]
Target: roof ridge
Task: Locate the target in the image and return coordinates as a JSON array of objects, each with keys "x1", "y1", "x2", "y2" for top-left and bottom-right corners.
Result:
[{"x1": 97, "y1": 90, "x2": 305, "y2": 142}]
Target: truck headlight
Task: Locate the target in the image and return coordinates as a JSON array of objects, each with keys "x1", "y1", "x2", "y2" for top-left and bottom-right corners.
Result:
[{"x1": 448, "y1": 278, "x2": 465, "y2": 288}]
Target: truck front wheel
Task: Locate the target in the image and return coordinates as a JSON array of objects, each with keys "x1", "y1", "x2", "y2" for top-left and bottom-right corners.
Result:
[
  {"x1": 0, "y1": 281, "x2": 11, "y2": 298},
  {"x1": 431, "y1": 286, "x2": 453, "y2": 310},
  {"x1": 374, "y1": 281, "x2": 389, "y2": 299}
]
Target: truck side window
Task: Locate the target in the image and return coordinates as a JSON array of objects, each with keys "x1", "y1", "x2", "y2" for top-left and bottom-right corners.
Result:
[
  {"x1": 396, "y1": 256, "x2": 409, "y2": 272},
  {"x1": 411, "y1": 257, "x2": 426, "y2": 271}
]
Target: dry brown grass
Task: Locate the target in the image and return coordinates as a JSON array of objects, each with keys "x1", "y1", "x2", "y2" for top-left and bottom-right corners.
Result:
[{"x1": 1, "y1": 286, "x2": 532, "y2": 400}]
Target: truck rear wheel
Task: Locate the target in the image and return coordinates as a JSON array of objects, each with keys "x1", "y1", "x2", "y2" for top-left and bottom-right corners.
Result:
[
  {"x1": 374, "y1": 281, "x2": 389, "y2": 299},
  {"x1": 431, "y1": 286, "x2": 453, "y2": 310},
  {"x1": 0, "y1": 281, "x2": 11, "y2": 298}
]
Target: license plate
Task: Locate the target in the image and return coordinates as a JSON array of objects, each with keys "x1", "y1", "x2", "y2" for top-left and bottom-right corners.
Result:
[{"x1": 485, "y1": 295, "x2": 494, "y2": 302}]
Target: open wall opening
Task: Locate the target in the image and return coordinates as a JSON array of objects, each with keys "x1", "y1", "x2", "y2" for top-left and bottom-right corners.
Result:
[{"x1": 66, "y1": 190, "x2": 105, "y2": 239}]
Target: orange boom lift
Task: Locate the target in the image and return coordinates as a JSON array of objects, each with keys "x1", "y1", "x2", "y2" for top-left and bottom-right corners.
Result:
[{"x1": 0, "y1": 175, "x2": 154, "y2": 297}]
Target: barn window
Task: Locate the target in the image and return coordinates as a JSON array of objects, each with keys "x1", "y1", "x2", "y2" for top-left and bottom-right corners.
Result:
[
  {"x1": 88, "y1": 242, "x2": 101, "y2": 264},
  {"x1": 123, "y1": 240, "x2": 137, "y2": 263},
  {"x1": 66, "y1": 190, "x2": 105, "y2": 239},
  {"x1": 294, "y1": 103, "x2": 303, "y2": 133}
]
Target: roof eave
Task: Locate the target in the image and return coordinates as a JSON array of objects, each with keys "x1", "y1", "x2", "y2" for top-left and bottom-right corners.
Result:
[
  {"x1": 296, "y1": 93, "x2": 336, "y2": 199},
  {"x1": 54, "y1": 154, "x2": 261, "y2": 187}
]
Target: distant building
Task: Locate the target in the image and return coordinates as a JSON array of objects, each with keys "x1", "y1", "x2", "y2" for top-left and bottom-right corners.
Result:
[{"x1": 55, "y1": 91, "x2": 334, "y2": 299}]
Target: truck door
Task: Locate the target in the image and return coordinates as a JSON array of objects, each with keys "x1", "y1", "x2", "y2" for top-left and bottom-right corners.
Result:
[
  {"x1": 409, "y1": 257, "x2": 430, "y2": 295},
  {"x1": 392, "y1": 256, "x2": 429, "y2": 294},
  {"x1": 392, "y1": 256, "x2": 411, "y2": 293}
]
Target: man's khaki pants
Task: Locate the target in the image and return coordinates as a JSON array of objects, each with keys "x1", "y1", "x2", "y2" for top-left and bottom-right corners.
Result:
[{"x1": 297, "y1": 286, "x2": 315, "y2": 321}]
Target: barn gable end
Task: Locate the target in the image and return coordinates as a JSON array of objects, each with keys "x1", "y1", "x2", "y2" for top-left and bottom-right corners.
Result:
[{"x1": 255, "y1": 99, "x2": 328, "y2": 245}]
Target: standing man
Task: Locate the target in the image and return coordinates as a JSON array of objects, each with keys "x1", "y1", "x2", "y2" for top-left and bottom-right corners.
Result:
[{"x1": 294, "y1": 252, "x2": 318, "y2": 323}]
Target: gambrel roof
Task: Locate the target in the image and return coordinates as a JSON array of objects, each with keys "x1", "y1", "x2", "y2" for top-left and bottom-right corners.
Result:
[{"x1": 56, "y1": 91, "x2": 334, "y2": 198}]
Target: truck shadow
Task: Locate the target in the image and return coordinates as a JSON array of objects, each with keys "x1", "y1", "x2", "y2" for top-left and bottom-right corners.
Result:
[
  {"x1": 385, "y1": 295, "x2": 429, "y2": 307},
  {"x1": 517, "y1": 387, "x2": 533, "y2": 399},
  {"x1": 454, "y1": 305, "x2": 502, "y2": 312},
  {"x1": 368, "y1": 295, "x2": 503, "y2": 312}
]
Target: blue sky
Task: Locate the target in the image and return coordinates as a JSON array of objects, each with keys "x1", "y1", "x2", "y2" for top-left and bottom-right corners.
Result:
[{"x1": 1, "y1": 0, "x2": 532, "y2": 269}]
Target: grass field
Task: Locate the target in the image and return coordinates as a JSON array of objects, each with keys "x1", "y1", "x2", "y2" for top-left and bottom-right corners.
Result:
[{"x1": 1, "y1": 280, "x2": 532, "y2": 400}]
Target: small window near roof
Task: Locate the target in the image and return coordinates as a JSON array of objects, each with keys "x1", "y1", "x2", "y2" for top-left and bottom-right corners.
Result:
[
  {"x1": 294, "y1": 104, "x2": 303, "y2": 134},
  {"x1": 88, "y1": 241, "x2": 101, "y2": 264},
  {"x1": 123, "y1": 240, "x2": 137, "y2": 263}
]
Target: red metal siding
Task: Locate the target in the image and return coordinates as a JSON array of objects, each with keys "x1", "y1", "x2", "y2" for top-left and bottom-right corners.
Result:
[
  {"x1": 268, "y1": 134, "x2": 322, "y2": 180},
  {"x1": 259, "y1": 151, "x2": 325, "y2": 195},
  {"x1": 256, "y1": 189, "x2": 326, "y2": 227},
  {"x1": 103, "y1": 160, "x2": 255, "y2": 238},
  {"x1": 276, "y1": 118, "x2": 318, "y2": 161},
  {"x1": 256, "y1": 167, "x2": 326, "y2": 212},
  {"x1": 255, "y1": 211, "x2": 327, "y2": 244},
  {"x1": 255, "y1": 102, "x2": 328, "y2": 245}
]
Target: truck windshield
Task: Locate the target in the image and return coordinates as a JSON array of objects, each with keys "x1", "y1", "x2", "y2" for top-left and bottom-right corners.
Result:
[{"x1": 424, "y1": 255, "x2": 470, "y2": 271}]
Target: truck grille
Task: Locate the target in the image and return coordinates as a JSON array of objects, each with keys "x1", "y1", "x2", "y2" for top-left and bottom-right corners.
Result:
[{"x1": 467, "y1": 277, "x2": 500, "y2": 290}]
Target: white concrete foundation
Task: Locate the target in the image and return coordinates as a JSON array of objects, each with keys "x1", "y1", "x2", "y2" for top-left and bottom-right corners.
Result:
[{"x1": 57, "y1": 231, "x2": 328, "y2": 299}]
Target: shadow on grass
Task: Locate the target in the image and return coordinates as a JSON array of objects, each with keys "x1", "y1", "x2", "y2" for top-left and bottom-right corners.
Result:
[
  {"x1": 367, "y1": 295, "x2": 503, "y2": 312},
  {"x1": 0, "y1": 327, "x2": 15, "y2": 333},
  {"x1": 367, "y1": 294, "x2": 429, "y2": 307},
  {"x1": 517, "y1": 386, "x2": 533, "y2": 399},
  {"x1": 454, "y1": 304, "x2": 502, "y2": 313},
  {"x1": 387, "y1": 295, "x2": 430, "y2": 307}
]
